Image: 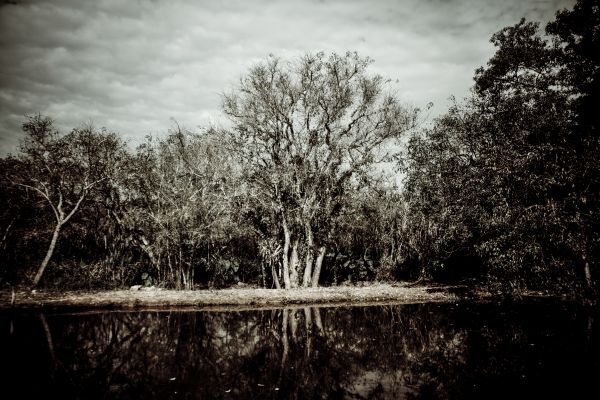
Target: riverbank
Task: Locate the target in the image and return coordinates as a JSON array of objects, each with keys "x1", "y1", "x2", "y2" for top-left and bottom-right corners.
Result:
[{"x1": 0, "y1": 283, "x2": 463, "y2": 311}]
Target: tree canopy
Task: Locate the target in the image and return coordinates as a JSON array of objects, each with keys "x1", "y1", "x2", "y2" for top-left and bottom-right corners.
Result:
[
  {"x1": 402, "y1": 0, "x2": 599, "y2": 295},
  {"x1": 223, "y1": 52, "x2": 416, "y2": 288},
  {"x1": 0, "y1": 0, "x2": 597, "y2": 297}
]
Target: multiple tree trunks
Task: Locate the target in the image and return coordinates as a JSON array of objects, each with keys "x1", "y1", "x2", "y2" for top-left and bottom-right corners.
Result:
[
  {"x1": 278, "y1": 216, "x2": 323, "y2": 288},
  {"x1": 279, "y1": 241, "x2": 325, "y2": 289},
  {"x1": 273, "y1": 210, "x2": 330, "y2": 289},
  {"x1": 224, "y1": 52, "x2": 413, "y2": 290}
]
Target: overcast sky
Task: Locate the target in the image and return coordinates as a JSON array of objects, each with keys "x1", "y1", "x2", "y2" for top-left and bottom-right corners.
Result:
[{"x1": 0, "y1": 0, "x2": 574, "y2": 154}]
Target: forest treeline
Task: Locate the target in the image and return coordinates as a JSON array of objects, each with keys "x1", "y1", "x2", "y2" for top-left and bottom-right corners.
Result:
[{"x1": 1, "y1": 0, "x2": 598, "y2": 296}]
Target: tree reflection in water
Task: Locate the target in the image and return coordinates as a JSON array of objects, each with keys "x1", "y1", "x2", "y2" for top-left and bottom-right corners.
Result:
[{"x1": 1, "y1": 302, "x2": 598, "y2": 399}]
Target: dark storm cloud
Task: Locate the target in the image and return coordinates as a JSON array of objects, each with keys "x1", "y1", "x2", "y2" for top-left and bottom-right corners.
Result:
[{"x1": 0, "y1": 0, "x2": 574, "y2": 154}]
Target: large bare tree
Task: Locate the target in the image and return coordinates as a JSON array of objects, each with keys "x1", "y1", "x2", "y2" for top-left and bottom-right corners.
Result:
[{"x1": 223, "y1": 52, "x2": 416, "y2": 288}]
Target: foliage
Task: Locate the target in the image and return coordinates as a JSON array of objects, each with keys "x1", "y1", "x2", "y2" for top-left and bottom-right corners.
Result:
[
  {"x1": 0, "y1": 1, "x2": 597, "y2": 296},
  {"x1": 402, "y1": 1, "x2": 600, "y2": 295},
  {"x1": 5, "y1": 116, "x2": 126, "y2": 286},
  {"x1": 112, "y1": 127, "x2": 257, "y2": 289},
  {"x1": 223, "y1": 51, "x2": 415, "y2": 288}
]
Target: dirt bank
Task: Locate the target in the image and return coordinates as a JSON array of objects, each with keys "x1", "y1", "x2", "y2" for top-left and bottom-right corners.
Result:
[{"x1": 0, "y1": 283, "x2": 460, "y2": 312}]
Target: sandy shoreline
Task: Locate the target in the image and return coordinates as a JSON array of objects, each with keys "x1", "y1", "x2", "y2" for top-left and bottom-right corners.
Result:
[{"x1": 0, "y1": 283, "x2": 460, "y2": 312}]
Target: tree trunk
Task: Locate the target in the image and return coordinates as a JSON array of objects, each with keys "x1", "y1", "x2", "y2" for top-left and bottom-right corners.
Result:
[
  {"x1": 304, "y1": 307, "x2": 313, "y2": 356},
  {"x1": 1, "y1": 218, "x2": 15, "y2": 250},
  {"x1": 277, "y1": 309, "x2": 289, "y2": 387},
  {"x1": 33, "y1": 222, "x2": 62, "y2": 286},
  {"x1": 311, "y1": 246, "x2": 326, "y2": 287},
  {"x1": 282, "y1": 217, "x2": 291, "y2": 289},
  {"x1": 289, "y1": 240, "x2": 299, "y2": 288},
  {"x1": 288, "y1": 308, "x2": 298, "y2": 339},
  {"x1": 583, "y1": 253, "x2": 592, "y2": 289},
  {"x1": 271, "y1": 261, "x2": 282, "y2": 289},
  {"x1": 39, "y1": 314, "x2": 56, "y2": 364},
  {"x1": 312, "y1": 307, "x2": 324, "y2": 335},
  {"x1": 302, "y1": 224, "x2": 314, "y2": 287}
]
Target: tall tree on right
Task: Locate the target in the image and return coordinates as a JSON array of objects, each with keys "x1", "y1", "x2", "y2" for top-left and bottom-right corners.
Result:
[
  {"x1": 546, "y1": 0, "x2": 600, "y2": 290},
  {"x1": 403, "y1": 0, "x2": 599, "y2": 295}
]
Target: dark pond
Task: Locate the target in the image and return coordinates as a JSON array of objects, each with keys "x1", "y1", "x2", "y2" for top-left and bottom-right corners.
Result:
[{"x1": 1, "y1": 301, "x2": 599, "y2": 399}]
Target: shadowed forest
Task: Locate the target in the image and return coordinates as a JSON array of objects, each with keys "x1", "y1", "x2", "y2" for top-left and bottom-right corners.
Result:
[{"x1": 1, "y1": 0, "x2": 598, "y2": 297}]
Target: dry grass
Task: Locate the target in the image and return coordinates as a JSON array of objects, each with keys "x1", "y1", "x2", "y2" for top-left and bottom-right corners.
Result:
[{"x1": 0, "y1": 283, "x2": 459, "y2": 312}]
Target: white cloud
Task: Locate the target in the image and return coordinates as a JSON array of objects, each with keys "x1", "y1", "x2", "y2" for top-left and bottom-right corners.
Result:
[{"x1": 0, "y1": 0, "x2": 575, "y2": 154}]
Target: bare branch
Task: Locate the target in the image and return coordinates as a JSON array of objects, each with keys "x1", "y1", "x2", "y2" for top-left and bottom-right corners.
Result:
[{"x1": 12, "y1": 181, "x2": 61, "y2": 222}]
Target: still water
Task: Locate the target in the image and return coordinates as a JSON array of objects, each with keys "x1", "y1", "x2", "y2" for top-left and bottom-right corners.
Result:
[{"x1": 1, "y1": 301, "x2": 599, "y2": 399}]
